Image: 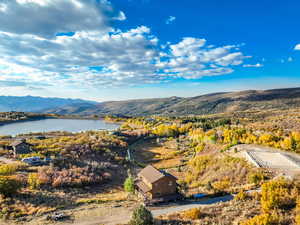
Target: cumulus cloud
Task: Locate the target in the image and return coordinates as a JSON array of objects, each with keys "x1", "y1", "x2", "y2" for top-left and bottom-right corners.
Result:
[
  {"x1": 0, "y1": 0, "x2": 250, "y2": 91},
  {"x1": 0, "y1": 26, "x2": 161, "y2": 88},
  {"x1": 157, "y1": 38, "x2": 247, "y2": 78},
  {"x1": 166, "y1": 16, "x2": 176, "y2": 25},
  {"x1": 243, "y1": 63, "x2": 263, "y2": 68},
  {"x1": 294, "y1": 44, "x2": 300, "y2": 50},
  {"x1": 0, "y1": 0, "x2": 125, "y2": 38}
]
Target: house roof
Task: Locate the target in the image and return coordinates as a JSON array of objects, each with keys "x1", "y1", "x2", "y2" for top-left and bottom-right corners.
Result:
[
  {"x1": 11, "y1": 139, "x2": 31, "y2": 147},
  {"x1": 138, "y1": 165, "x2": 177, "y2": 184},
  {"x1": 136, "y1": 180, "x2": 151, "y2": 193}
]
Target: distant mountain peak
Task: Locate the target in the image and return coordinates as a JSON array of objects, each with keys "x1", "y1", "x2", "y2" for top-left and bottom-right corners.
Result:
[{"x1": 0, "y1": 96, "x2": 99, "y2": 113}]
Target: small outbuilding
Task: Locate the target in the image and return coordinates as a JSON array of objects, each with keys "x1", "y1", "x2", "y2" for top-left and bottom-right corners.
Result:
[
  {"x1": 136, "y1": 165, "x2": 178, "y2": 202},
  {"x1": 11, "y1": 139, "x2": 32, "y2": 156}
]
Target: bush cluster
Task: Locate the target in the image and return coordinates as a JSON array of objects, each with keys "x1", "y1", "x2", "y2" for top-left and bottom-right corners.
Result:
[
  {"x1": 0, "y1": 176, "x2": 22, "y2": 196},
  {"x1": 130, "y1": 205, "x2": 153, "y2": 225},
  {"x1": 241, "y1": 178, "x2": 298, "y2": 225},
  {"x1": 0, "y1": 163, "x2": 27, "y2": 176},
  {"x1": 38, "y1": 166, "x2": 110, "y2": 188},
  {"x1": 181, "y1": 208, "x2": 201, "y2": 220},
  {"x1": 234, "y1": 190, "x2": 248, "y2": 201},
  {"x1": 248, "y1": 171, "x2": 267, "y2": 185},
  {"x1": 240, "y1": 212, "x2": 281, "y2": 225},
  {"x1": 27, "y1": 173, "x2": 40, "y2": 189},
  {"x1": 261, "y1": 178, "x2": 295, "y2": 213}
]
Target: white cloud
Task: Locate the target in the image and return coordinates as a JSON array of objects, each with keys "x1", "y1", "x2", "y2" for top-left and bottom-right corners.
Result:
[
  {"x1": 0, "y1": 3, "x2": 7, "y2": 12},
  {"x1": 294, "y1": 44, "x2": 300, "y2": 50},
  {"x1": 243, "y1": 63, "x2": 263, "y2": 68},
  {"x1": 156, "y1": 38, "x2": 247, "y2": 79},
  {"x1": 166, "y1": 16, "x2": 176, "y2": 25},
  {"x1": 0, "y1": 1, "x2": 251, "y2": 91},
  {"x1": 0, "y1": 26, "x2": 163, "y2": 89},
  {"x1": 0, "y1": 0, "x2": 125, "y2": 38}
]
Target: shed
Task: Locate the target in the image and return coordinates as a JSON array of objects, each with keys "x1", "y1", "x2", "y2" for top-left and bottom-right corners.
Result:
[{"x1": 11, "y1": 139, "x2": 32, "y2": 156}]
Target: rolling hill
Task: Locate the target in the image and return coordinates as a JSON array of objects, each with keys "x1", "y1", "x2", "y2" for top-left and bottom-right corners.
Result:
[{"x1": 43, "y1": 87, "x2": 300, "y2": 116}]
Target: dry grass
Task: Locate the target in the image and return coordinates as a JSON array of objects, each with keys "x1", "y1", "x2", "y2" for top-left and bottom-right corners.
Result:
[
  {"x1": 76, "y1": 190, "x2": 128, "y2": 204},
  {"x1": 183, "y1": 154, "x2": 261, "y2": 193},
  {"x1": 133, "y1": 139, "x2": 185, "y2": 169},
  {"x1": 158, "y1": 197, "x2": 261, "y2": 225},
  {"x1": 0, "y1": 189, "x2": 71, "y2": 219}
]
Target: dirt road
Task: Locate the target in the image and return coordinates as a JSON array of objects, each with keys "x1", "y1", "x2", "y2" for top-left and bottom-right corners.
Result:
[
  {"x1": 151, "y1": 195, "x2": 233, "y2": 217},
  {"x1": 54, "y1": 195, "x2": 233, "y2": 225}
]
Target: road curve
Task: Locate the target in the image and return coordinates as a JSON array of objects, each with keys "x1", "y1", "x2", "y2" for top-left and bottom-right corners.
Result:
[{"x1": 151, "y1": 195, "x2": 233, "y2": 217}]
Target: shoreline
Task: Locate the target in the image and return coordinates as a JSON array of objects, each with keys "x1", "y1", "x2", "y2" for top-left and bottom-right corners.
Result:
[
  {"x1": 0, "y1": 116, "x2": 52, "y2": 127},
  {"x1": 0, "y1": 115, "x2": 108, "y2": 127}
]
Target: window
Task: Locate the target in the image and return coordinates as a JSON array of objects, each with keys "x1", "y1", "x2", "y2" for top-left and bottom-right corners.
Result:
[{"x1": 169, "y1": 181, "x2": 173, "y2": 186}]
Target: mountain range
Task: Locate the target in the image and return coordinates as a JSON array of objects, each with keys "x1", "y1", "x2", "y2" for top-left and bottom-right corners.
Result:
[
  {"x1": 42, "y1": 87, "x2": 300, "y2": 116},
  {"x1": 0, "y1": 96, "x2": 97, "y2": 112}
]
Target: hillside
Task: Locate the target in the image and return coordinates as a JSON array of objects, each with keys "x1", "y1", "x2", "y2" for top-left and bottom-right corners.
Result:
[
  {"x1": 0, "y1": 96, "x2": 98, "y2": 112},
  {"x1": 44, "y1": 87, "x2": 300, "y2": 116}
]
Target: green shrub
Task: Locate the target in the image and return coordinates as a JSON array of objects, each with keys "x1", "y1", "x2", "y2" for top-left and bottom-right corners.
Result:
[
  {"x1": 0, "y1": 176, "x2": 22, "y2": 196},
  {"x1": 130, "y1": 205, "x2": 153, "y2": 225},
  {"x1": 124, "y1": 176, "x2": 135, "y2": 193}
]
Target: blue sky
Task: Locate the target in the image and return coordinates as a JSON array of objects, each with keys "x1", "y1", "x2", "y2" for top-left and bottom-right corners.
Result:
[{"x1": 0, "y1": 0, "x2": 299, "y2": 101}]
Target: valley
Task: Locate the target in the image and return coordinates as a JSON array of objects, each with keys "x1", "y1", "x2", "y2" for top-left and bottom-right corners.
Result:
[
  {"x1": 1, "y1": 0, "x2": 299, "y2": 224},
  {"x1": 0, "y1": 107, "x2": 300, "y2": 224}
]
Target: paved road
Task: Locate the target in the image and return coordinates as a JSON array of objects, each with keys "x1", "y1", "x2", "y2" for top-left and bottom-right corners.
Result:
[{"x1": 151, "y1": 195, "x2": 233, "y2": 217}]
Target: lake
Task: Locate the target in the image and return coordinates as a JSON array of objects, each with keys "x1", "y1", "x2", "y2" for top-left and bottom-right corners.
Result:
[{"x1": 0, "y1": 119, "x2": 119, "y2": 136}]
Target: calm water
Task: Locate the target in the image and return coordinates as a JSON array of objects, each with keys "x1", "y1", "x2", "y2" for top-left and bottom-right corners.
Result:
[{"x1": 0, "y1": 119, "x2": 119, "y2": 136}]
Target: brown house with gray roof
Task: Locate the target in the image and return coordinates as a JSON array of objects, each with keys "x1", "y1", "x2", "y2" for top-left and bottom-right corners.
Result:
[{"x1": 136, "y1": 165, "x2": 178, "y2": 201}]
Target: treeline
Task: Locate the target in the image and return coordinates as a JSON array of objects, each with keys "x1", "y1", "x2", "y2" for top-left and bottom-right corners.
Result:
[
  {"x1": 121, "y1": 116, "x2": 231, "y2": 137},
  {"x1": 120, "y1": 115, "x2": 300, "y2": 153}
]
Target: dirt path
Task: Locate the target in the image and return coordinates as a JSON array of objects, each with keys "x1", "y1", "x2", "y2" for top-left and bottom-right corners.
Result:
[
  {"x1": 151, "y1": 195, "x2": 233, "y2": 217},
  {"x1": 64, "y1": 206, "x2": 133, "y2": 225},
  {"x1": 23, "y1": 195, "x2": 232, "y2": 225},
  {"x1": 62, "y1": 195, "x2": 234, "y2": 225}
]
